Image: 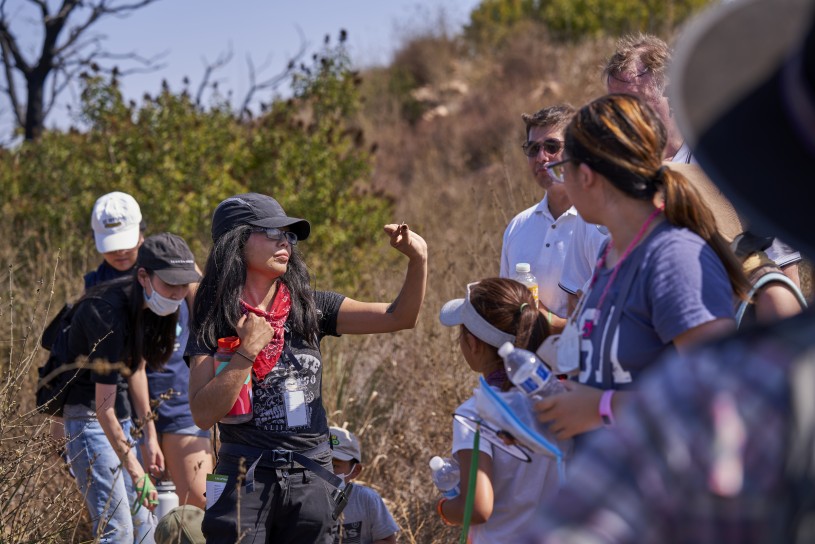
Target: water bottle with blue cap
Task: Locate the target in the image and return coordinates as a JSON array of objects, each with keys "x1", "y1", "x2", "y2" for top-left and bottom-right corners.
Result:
[{"x1": 498, "y1": 342, "x2": 565, "y2": 401}]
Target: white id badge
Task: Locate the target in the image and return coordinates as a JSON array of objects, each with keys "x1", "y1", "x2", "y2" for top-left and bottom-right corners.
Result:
[
  {"x1": 284, "y1": 389, "x2": 308, "y2": 428},
  {"x1": 206, "y1": 473, "x2": 228, "y2": 510},
  {"x1": 555, "y1": 320, "x2": 582, "y2": 374}
]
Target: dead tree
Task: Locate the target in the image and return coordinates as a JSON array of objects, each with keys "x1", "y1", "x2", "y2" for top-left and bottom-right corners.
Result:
[{"x1": 0, "y1": 0, "x2": 162, "y2": 141}]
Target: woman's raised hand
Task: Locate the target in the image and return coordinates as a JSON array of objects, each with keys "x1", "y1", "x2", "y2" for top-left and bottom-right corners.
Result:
[{"x1": 383, "y1": 223, "x2": 428, "y2": 262}]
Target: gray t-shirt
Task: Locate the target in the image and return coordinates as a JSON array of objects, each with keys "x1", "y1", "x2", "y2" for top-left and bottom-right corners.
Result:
[
  {"x1": 334, "y1": 484, "x2": 399, "y2": 544},
  {"x1": 575, "y1": 222, "x2": 735, "y2": 389}
]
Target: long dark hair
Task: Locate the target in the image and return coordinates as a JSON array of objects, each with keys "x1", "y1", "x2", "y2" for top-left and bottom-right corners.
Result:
[
  {"x1": 85, "y1": 272, "x2": 178, "y2": 371},
  {"x1": 467, "y1": 277, "x2": 550, "y2": 354},
  {"x1": 564, "y1": 93, "x2": 750, "y2": 299},
  {"x1": 191, "y1": 224, "x2": 319, "y2": 351}
]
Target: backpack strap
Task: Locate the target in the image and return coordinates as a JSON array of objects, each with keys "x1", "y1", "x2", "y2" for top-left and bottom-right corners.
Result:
[{"x1": 736, "y1": 271, "x2": 808, "y2": 328}]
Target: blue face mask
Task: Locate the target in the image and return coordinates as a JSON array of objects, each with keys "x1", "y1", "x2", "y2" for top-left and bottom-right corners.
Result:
[{"x1": 144, "y1": 278, "x2": 182, "y2": 316}]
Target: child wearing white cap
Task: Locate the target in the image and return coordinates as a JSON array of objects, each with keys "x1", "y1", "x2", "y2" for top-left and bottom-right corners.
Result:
[
  {"x1": 85, "y1": 191, "x2": 146, "y2": 288},
  {"x1": 329, "y1": 426, "x2": 399, "y2": 544}
]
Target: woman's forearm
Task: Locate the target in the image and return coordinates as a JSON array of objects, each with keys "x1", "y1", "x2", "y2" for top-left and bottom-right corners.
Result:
[
  {"x1": 188, "y1": 352, "x2": 253, "y2": 430},
  {"x1": 387, "y1": 252, "x2": 428, "y2": 329}
]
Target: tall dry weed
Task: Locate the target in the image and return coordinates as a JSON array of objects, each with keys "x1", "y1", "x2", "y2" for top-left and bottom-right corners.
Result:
[{"x1": 0, "y1": 236, "x2": 91, "y2": 543}]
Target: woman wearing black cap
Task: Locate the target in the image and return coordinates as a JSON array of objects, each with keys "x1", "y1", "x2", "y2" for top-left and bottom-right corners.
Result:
[
  {"x1": 62, "y1": 232, "x2": 202, "y2": 544},
  {"x1": 187, "y1": 193, "x2": 428, "y2": 542}
]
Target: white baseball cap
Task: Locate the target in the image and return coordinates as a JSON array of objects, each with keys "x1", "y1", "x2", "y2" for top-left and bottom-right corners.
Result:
[
  {"x1": 329, "y1": 426, "x2": 362, "y2": 462},
  {"x1": 91, "y1": 191, "x2": 143, "y2": 253}
]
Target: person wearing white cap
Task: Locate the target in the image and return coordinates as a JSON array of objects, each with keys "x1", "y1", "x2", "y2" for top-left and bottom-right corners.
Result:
[
  {"x1": 529, "y1": 0, "x2": 815, "y2": 542},
  {"x1": 329, "y1": 426, "x2": 399, "y2": 544},
  {"x1": 86, "y1": 191, "x2": 146, "y2": 288},
  {"x1": 88, "y1": 192, "x2": 213, "y2": 510},
  {"x1": 48, "y1": 191, "x2": 147, "y2": 475},
  {"x1": 436, "y1": 278, "x2": 560, "y2": 543}
]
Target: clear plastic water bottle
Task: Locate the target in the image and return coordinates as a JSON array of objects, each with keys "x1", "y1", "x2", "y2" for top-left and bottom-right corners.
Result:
[
  {"x1": 429, "y1": 456, "x2": 460, "y2": 499},
  {"x1": 513, "y1": 263, "x2": 539, "y2": 307},
  {"x1": 214, "y1": 336, "x2": 253, "y2": 424},
  {"x1": 154, "y1": 481, "x2": 179, "y2": 521},
  {"x1": 498, "y1": 342, "x2": 574, "y2": 460},
  {"x1": 498, "y1": 342, "x2": 565, "y2": 402}
]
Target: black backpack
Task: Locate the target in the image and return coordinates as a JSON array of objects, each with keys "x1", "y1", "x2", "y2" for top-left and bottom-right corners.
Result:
[{"x1": 36, "y1": 298, "x2": 96, "y2": 416}]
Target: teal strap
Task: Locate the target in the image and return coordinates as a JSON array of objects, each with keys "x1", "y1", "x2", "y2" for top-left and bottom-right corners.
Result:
[{"x1": 459, "y1": 427, "x2": 480, "y2": 544}]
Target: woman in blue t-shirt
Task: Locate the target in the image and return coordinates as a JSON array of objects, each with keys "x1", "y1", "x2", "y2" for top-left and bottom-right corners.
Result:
[
  {"x1": 187, "y1": 193, "x2": 427, "y2": 543},
  {"x1": 534, "y1": 94, "x2": 750, "y2": 440}
]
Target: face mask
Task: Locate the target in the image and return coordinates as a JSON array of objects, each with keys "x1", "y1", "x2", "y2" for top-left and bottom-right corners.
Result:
[
  {"x1": 334, "y1": 463, "x2": 356, "y2": 484},
  {"x1": 144, "y1": 278, "x2": 182, "y2": 316}
]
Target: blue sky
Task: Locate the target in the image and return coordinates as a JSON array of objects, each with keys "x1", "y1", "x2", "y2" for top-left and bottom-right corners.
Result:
[{"x1": 2, "y1": 0, "x2": 480, "y2": 136}]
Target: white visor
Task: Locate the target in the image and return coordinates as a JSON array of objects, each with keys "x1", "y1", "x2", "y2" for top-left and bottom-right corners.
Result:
[{"x1": 439, "y1": 282, "x2": 516, "y2": 348}]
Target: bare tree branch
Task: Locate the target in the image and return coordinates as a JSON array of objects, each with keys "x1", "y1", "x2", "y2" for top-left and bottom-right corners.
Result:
[
  {"x1": 196, "y1": 45, "x2": 233, "y2": 107},
  {"x1": 238, "y1": 28, "x2": 307, "y2": 118},
  {"x1": 26, "y1": 0, "x2": 49, "y2": 22},
  {"x1": 0, "y1": 34, "x2": 23, "y2": 124},
  {"x1": 0, "y1": 18, "x2": 32, "y2": 74},
  {"x1": 0, "y1": 0, "x2": 164, "y2": 140}
]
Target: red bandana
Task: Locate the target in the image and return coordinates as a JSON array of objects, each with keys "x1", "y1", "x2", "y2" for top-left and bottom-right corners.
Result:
[{"x1": 240, "y1": 282, "x2": 292, "y2": 380}]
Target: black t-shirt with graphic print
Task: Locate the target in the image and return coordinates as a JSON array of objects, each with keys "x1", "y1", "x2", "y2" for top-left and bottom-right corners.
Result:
[{"x1": 185, "y1": 290, "x2": 345, "y2": 452}]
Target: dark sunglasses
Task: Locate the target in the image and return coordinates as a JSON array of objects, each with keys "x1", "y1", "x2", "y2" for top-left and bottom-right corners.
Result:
[
  {"x1": 251, "y1": 227, "x2": 298, "y2": 245},
  {"x1": 521, "y1": 138, "x2": 564, "y2": 158}
]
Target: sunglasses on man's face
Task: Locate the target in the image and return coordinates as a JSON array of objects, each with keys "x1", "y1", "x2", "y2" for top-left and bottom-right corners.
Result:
[
  {"x1": 251, "y1": 227, "x2": 298, "y2": 245},
  {"x1": 521, "y1": 138, "x2": 564, "y2": 158}
]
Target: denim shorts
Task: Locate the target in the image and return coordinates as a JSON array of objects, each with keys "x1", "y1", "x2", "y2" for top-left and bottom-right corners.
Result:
[{"x1": 165, "y1": 424, "x2": 210, "y2": 438}]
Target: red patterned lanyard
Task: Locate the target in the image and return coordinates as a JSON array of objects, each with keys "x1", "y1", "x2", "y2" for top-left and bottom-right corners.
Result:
[{"x1": 582, "y1": 205, "x2": 664, "y2": 338}]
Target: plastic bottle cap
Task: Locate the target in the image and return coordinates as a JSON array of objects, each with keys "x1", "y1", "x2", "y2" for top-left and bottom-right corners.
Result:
[
  {"x1": 497, "y1": 342, "x2": 515, "y2": 359},
  {"x1": 515, "y1": 262, "x2": 531, "y2": 273},
  {"x1": 218, "y1": 336, "x2": 241, "y2": 350},
  {"x1": 429, "y1": 456, "x2": 444, "y2": 471},
  {"x1": 156, "y1": 481, "x2": 176, "y2": 492}
]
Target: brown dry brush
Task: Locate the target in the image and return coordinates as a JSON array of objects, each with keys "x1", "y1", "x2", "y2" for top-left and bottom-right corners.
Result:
[{"x1": 0, "y1": 257, "x2": 89, "y2": 543}]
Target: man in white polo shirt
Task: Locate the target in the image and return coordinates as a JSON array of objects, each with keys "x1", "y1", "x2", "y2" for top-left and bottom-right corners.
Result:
[{"x1": 500, "y1": 104, "x2": 577, "y2": 333}]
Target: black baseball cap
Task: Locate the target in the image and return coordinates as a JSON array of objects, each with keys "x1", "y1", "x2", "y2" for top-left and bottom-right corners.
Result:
[
  {"x1": 137, "y1": 233, "x2": 201, "y2": 285},
  {"x1": 211, "y1": 193, "x2": 311, "y2": 242}
]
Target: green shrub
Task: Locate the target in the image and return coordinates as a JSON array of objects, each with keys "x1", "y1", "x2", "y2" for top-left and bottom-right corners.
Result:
[
  {"x1": 0, "y1": 35, "x2": 392, "y2": 295},
  {"x1": 465, "y1": 0, "x2": 713, "y2": 47}
]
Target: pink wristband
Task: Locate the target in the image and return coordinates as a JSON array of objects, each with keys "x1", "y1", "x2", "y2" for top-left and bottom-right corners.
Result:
[{"x1": 599, "y1": 390, "x2": 616, "y2": 427}]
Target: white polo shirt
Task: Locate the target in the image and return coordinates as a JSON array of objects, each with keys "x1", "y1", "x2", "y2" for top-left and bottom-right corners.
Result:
[{"x1": 500, "y1": 194, "x2": 579, "y2": 318}]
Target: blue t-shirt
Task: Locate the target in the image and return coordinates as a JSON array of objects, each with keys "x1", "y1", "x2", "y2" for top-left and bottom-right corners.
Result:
[
  {"x1": 575, "y1": 222, "x2": 735, "y2": 389},
  {"x1": 185, "y1": 290, "x2": 345, "y2": 452},
  {"x1": 145, "y1": 299, "x2": 197, "y2": 433},
  {"x1": 84, "y1": 261, "x2": 133, "y2": 290}
]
